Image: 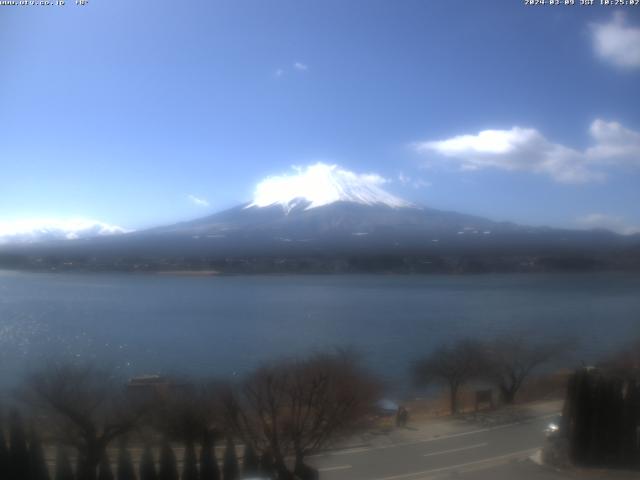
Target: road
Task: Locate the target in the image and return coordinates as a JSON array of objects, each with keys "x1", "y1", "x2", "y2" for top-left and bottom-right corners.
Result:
[{"x1": 309, "y1": 414, "x2": 558, "y2": 480}]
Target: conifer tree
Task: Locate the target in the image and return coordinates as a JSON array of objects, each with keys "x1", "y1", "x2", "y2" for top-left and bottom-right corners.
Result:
[
  {"x1": 157, "y1": 441, "x2": 178, "y2": 480},
  {"x1": 28, "y1": 428, "x2": 50, "y2": 480},
  {"x1": 565, "y1": 367, "x2": 640, "y2": 468},
  {"x1": 199, "y1": 433, "x2": 219, "y2": 480},
  {"x1": 0, "y1": 424, "x2": 9, "y2": 480},
  {"x1": 54, "y1": 446, "x2": 74, "y2": 480},
  {"x1": 76, "y1": 453, "x2": 87, "y2": 480},
  {"x1": 242, "y1": 444, "x2": 259, "y2": 478},
  {"x1": 9, "y1": 410, "x2": 30, "y2": 480},
  {"x1": 258, "y1": 451, "x2": 274, "y2": 479},
  {"x1": 98, "y1": 450, "x2": 114, "y2": 480},
  {"x1": 222, "y1": 438, "x2": 238, "y2": 480},
  {"x1": 116, "y1": 441, "x2": 136, "y2": 480},
  {"x1": 182, "y1": 441, "x2": 198, "y2": 480},
  {"x1": 139, "y1": 445, "x2": 156, "y2": 480}
]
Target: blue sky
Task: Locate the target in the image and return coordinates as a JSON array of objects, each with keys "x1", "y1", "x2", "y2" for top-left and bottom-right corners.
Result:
[{"x1": 1, "y1": 1, "x2": 640, "y2": 233}]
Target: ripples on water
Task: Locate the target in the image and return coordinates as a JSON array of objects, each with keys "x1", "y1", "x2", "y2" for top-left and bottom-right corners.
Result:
[{"x1": 0, "y1": 270, "x2": 639, "y2": 388}]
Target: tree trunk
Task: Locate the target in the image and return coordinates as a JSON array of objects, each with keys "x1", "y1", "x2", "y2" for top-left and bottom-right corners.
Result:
[
  {"x1": 294, "y1": 452, "x2": 319, "y2": 480},
  {"x1": 274, "y1": 454, "x2": 293, "y2": 480},
  {"x1": 275, "y1": 463, "x2": 294, "y2": 480},
  {"x1": 450, "y1": 383, "x2": 459, "y2": 415},
  {"x1": 78, "y1": 448, "x2": 101, "y2": 480},
  {"x1": 500, "y1": 385, "x2": 516, "y2": 404}
]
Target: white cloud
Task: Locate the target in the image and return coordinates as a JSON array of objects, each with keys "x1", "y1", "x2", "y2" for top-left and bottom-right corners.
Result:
[
  {"x1": 272, "y1": 63, "x2": 308, "y2": 78},
  {"x1": 247, "y1": 162, "x2": 411, "y2": 210},
  {"x1": 0, "y1": 218, "x2": 128, "y2": 244},
  {"x1": 591, "y1": 13, "x2": 640, "y2": 69},
  {"x1": 577, "y1": 213, "x2": 640, "y2": 235},
  {"x1": 397, "y1": 172, "x2": 431, "y2": 189},
  {"x1": 586, "y1": 119, "x2": 640, "y2": 163},
  {"x1": 413, "y1": 119, "x2": 640, "y2": 183},
  {"x1": 187, "y1": 194, "x2": 210, "y2": 207}
]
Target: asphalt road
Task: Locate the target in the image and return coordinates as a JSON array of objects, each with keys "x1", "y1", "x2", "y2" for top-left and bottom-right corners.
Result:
[{"x1": 309, "y1": 415, "x2": 557, "y2": 480}]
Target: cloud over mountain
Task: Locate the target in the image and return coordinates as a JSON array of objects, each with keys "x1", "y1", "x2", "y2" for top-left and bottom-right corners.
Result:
[
  {"x1": 247, "y1": 163, "x2": 411, "y2": 211},
  {"x1": 187, "y1": 194, "x2": 210, "y2": 207},
  {"x1": 577, "y1": 213, "x2": 640, "y2": 236},
  {"x1": 0, "y1": 218, "x2": 128, "y2": 244}
]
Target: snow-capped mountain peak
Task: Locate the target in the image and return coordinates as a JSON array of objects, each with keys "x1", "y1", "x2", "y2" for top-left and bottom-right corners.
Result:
[{"x1": 246, "y1": 163, "x2": 412, "y2": 212}]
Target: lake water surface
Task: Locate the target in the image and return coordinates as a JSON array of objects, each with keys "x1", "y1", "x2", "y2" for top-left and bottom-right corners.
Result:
[{"x1": 1, "y1": 271, "x2": 639, "y2": 388}]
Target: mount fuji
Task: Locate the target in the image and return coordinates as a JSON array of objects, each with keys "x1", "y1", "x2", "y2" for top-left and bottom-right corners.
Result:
[
  {"x1": 1, "y1": 163, "x2": 639, "y2": 273},
  {"x1": 245, "y1": 163, "x2": 412, "y2": 211},
  {"x1": 141, "y1": 163, "x2": 509, "y2": 248}
]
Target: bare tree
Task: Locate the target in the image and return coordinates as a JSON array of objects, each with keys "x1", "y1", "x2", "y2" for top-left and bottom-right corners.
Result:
[
  {"x1": 484, "y1": 335, "x2": 570, "y2": 404},
  {"x1": 413, "y1": 339, "x2": 487, "y2": 415},
  {"x1": 149, "y1": 380, "x2": 223, "y2": 445},
  {"x1": 223, "y1": 350, "x2": 380, "y2": 477},
  {"x1": 22, "y1": 364, "x2": 148, "y2": 480}
]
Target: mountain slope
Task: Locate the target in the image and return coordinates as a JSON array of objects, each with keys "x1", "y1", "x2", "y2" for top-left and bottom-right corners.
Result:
[
  {"x1": 135, "y1": 200, "x2": 633, "y2": 255},
  {"x1": 1, "y1": 165, "x2": 639, "y2": 272},
  {"x1": 5, "y1": 200, "x2": 635, "y2": 259}
]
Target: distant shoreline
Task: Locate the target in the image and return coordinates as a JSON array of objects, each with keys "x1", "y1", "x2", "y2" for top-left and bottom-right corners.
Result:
[
  {"x1": 155, "y1": 270, "x2": 220, "y2": 276},
  {"x1": 3, "y1": 267, "x2": 640, "y2": 277}
]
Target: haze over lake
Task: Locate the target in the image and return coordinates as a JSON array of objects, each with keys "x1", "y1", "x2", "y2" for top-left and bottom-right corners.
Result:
[{"x1": 1, "y1": 270, "x2": 639, "y2": 388}]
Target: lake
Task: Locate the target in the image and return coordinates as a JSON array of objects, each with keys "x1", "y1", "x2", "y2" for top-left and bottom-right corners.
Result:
[{"x1": 1, "y1": 271, "x2": 639, "y2": 389}]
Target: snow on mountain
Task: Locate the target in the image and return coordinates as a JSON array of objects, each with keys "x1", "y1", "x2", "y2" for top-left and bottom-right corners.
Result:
[
  {"x1": 0, "y1": 218, "x2": 129, "y2": 244},
  {"x1": 246, "y1": 163, "x2": 413, "y2": 212}
]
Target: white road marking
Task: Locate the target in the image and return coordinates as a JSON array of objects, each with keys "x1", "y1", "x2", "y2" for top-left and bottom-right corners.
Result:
[
  {"x1": 373, "y1": 447, "x2": 540, "y2": 480},
  {"x1": 309, "y1": 412, "x2": 559, "y2": 458},
  {"x1": 318, "y1": 464, "x2": 352, "y2": 472},
  {"x1": 422, "y1": 442, "x2": 487, "y2": 457},
  {"x1": 325, "y1": 447, "x2": 369, "y2": 455}
]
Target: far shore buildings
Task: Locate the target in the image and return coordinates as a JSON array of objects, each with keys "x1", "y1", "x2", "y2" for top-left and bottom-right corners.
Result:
[{"x1": 126, "y1": 374, "x2": 188, "y2": 399}]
